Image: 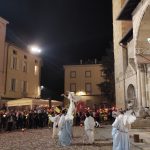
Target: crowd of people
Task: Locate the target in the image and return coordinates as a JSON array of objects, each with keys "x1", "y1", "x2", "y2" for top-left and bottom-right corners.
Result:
[
  {"x1": 0, "y1": 108, "x2": 52, "y2": 132},
  {"x1": 0, "y1": 105, "x2": 117, "y2": 133},
  {"x1": 0, "y1": 106, "x2": 116, "y2": 132},
  {"x1": 74, "y1": 107, "x2": 116, "y2": 126}
]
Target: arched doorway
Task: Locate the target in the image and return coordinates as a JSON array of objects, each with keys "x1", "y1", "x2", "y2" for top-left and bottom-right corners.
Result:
[
  {"x1": 135, "y1": 4, "x2": 150, "y2": 107},
  {"x1": 136, "y1": 5, "x2": 150, "y2": 56},
  {"x1": 127, "y1": 84, "x2": 136, "y2": 107}
]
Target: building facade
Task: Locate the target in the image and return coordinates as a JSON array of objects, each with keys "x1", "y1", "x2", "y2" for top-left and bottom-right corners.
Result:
[
  {"x1": 64, "y1": 63, "x2": 106, "y2": 108},
  {"x1": 112, "y1": 0, "x2": 150, "y2": 114},
  {"x1": 0, "y1": 17, "x2": 41, "y2": 100},
  {"x1": 0, "y1": 17, "x2": 8, "y2": 98}
]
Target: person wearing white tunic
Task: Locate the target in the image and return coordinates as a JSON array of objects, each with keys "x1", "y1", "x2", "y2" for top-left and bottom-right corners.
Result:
[
  {"x1": 61, "y1": 91, "x2": 81, "y2": 119},
  {"x1": 50, "y1": 113, "x2": 60, "y2": 139},
  {"x1": 112, "y1": 110, "x2": 136, "y2": 150},
  {"x1": 84, "y1": 112, "x2": 95, "y2": 144},
  {"x1": 58, "y1": 109, "x2": 73, "y2": 146},
  {"x1": 58, "y1": 92, "x2": 81, "y2": 146}
]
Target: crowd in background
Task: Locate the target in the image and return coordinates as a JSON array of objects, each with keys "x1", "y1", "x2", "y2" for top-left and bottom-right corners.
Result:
[
  {"x1": 0, "y1": 104, "x2": 116, "y2": 132},
  {"x1": 74, "y1": 107, "x2": 116, "y2": 126},
  {"x1": 0, "y1": 108, "x2": 49, "y2": 132}
]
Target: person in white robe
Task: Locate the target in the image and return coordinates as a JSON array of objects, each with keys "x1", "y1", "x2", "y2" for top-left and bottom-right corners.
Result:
[
  {"x1": 61, "y1": 91, "x2": 81, "y2": 119},
  {"x1": 84, "y1": 112, "x2": 95, "y2": 144},
  {"x1": 50, "y1": 113, "x2": 60, "y2": 139},
  {"x1": 58, "y1": 92, "x2": 81, "y2": 146},
  {"x1": 58, "y1": 109, "x2": 73, "y2": 146},
  {"x1": 112, "y1": 110, "x2": 136, "y2": 150}
]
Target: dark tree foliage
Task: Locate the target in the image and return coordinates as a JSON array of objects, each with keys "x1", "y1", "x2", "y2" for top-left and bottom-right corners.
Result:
[{"x1": 97, "y1": 44, "x2": 115, "y2": 104}]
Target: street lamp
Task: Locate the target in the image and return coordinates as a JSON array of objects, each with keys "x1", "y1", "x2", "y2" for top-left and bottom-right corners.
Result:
[
  {"x1": 41, "y1": 85, "x2": 44, "y2": 90},
  {"x1": 28, "y1": 45, "x2": 42, "y2": 54},
  {"x1": 40, "y1": 86, "x2": 44, "y2": 99}
]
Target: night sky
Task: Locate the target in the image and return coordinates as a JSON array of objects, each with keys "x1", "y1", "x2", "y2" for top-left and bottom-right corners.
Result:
[{"x1": 0, "y1": 0, "x2": 113, "y2": 99}]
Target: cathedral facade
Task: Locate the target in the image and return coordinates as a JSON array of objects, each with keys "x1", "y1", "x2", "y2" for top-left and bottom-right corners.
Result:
[{"x1": 112, "y1": 0, "x2": 150, "y2": 114}]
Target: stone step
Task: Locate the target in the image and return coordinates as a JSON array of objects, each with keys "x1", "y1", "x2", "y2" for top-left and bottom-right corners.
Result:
[
  {"x1": 131, "y1": 118, "x2": 150, "y2": 129},
  {"x1": 130, "y1": 134, "x2": 150, "y2": 150}
]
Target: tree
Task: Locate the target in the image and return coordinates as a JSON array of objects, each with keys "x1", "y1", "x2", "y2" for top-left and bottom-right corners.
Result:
[{"x1": 97, "y1": 44, "x2": 115, "y2": 105}]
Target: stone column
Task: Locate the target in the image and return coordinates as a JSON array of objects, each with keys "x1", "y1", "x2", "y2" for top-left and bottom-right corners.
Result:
[
  {"x1": 140, "y1": 64, "x2": 146, "y2": 107},
  {"x1": 136, "y1": 64, "x2": 147, "y2": 118},
  {"x1": 136, "y1": 64, "x2": 142, "y2": 107},
  {"x1": 144, "y1": 64, "x2": 148, "y2": 107}
]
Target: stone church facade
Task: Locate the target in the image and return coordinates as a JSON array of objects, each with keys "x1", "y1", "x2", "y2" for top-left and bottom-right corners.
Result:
[{"x1": 112, "y1": 0, "x2": 150, "y2": 116}]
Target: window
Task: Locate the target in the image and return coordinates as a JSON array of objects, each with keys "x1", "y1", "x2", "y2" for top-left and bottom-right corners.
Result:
[
  {"x1": 70, "y1": 71, "x2": 76, "y2": 78},
  {"x1": 70, "y1": 83, "x2": 76, "y2": 92},
  {"x1": 23, "y1": 61, "x2": 27, "y2": 72},
  {"x1": 12, "y1": 57, "x2": 17, "y2": 69},
  {"x1": 101, "y1": 70, "x2": 106, "y2": 77},
  {"x1": 85, "y1": 83, "x2": 92, "y2": 94},
  {"x1": 35, "y1": 60, "x2": 38, "y2": 64},
  {"x1": 10, "y1": 50, "x2": 18, "y2": 70},
  {"x1": 10, "y1": 55, "x2": 18, "y2": 70},
  {"x1": 85, "y1": 71, "x2": 91, "y2": 77},
  {"x1": 34, "y1": 65, "x2": 39, "y2": 75},
  {"x1": 22, "y1": 81, "x2": 27, "y2": 93},
  {"x1": 13, "y1": 50, "x2": 17, "y2": 55},
  {"x1": 10, "y1": 79, "x2": 16, "y2": 91},
  {"x1": 24, "y1": 55, "x2": 27, "y2": 59}
]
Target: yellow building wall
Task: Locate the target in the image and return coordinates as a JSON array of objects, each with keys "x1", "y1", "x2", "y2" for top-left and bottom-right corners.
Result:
[
  {"x1": 64, "y1": 64, "x2": 106, "y2": 107},
  {"x1": 4, "y1": 43, "x2": 41, "y2": 99},
  {"x1": 64, "y1": 64, "x2": 104, "y2": 95},
  {"x1": 0, "y1": 17, "x2": 8, "y2": 96}
]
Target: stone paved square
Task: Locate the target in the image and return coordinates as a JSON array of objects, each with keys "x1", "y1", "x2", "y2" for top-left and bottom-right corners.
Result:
[
  {"x1": 0, "y1": 126, "x2": 141, "y2": 150},
  {"x1": 0, "y1": 126, "x2": 113, "y2": 150}
]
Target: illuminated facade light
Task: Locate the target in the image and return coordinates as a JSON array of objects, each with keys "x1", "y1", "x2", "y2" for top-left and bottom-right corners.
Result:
[
  {"x1": 147, "y1": 38, "x2": 150, "y2": 43},
  {"x1": 76, "y1": 91, "x2": 86, "y2": 96}
]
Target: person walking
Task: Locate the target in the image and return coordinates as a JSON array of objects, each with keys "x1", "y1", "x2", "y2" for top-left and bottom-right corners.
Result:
[
  {"x1": 50, "y1": 109, "x2": 60, "y2": 139},
  {"x1": 84, "y1": 112, "x2": 95, "y2": 144},
  {"x1": 58, "y1": 109, "x2": 73, "y2": 146},
  {"x1": 58, "y1": 92, "x2": 81, "y2": 146}
]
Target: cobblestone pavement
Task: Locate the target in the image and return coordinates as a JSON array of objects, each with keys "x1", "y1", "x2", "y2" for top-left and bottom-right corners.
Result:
[
  {"x1": 0, "y1": 126, "x2": 140, "y2": 150},
  {"x1": 0, "y1": 126, "x2": 113, "y2": 150}
]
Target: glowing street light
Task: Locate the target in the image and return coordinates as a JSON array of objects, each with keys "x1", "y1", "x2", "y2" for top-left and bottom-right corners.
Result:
[
  {"x1": 147, "y1": 38, "x2": 150, "y2": 44},
  {"x1": 41, "y1": 86, "x2": 44, "y2": 90},
  {"x1": 28, "y1": 45, "x2": 41, "y2": 54}
]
